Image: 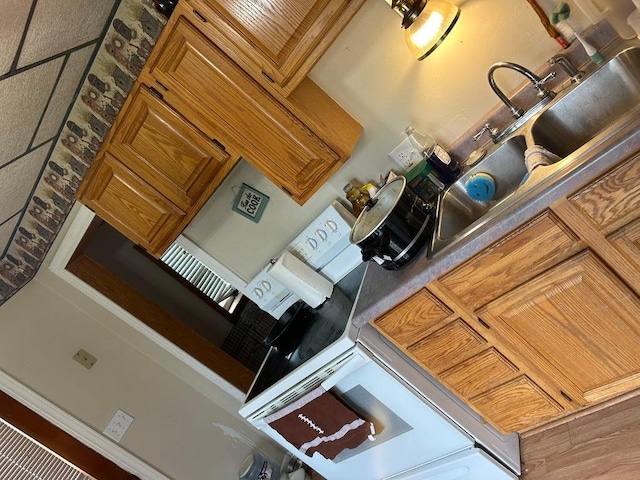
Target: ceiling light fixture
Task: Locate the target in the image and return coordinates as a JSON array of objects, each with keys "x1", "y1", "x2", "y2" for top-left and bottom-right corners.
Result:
[{"x1": 390, "y1": 0, "x2": 460, "y2": 60}]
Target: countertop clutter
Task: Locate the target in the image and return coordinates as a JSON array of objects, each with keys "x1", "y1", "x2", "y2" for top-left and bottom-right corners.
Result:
[{"x1": 352, "y1": 35, "x2": 640, "y2": 435}]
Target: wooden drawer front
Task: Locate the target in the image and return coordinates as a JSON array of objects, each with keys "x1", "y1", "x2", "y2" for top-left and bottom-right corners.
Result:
[
  {"x1": 408, "y1": 319, "x2": 486, "y2": 374},
  {"x1": 186, "y1": 0, "x2": 365, "y2": 96},
  {"x1": 79, "y1": 153, "x2": 185, "y2": 255},
  {"x1": 439, "y1": 210, "x2": 581, "y2": 309},
  {"x1": 149, "y1": 17, "x2": 338, "y2": 203},
  {"x1": 469, "y1": 376, "x2": 564, "y2": 434},
  {"x1": 373, "y1": 289, "x2": 452, "y2": 347},
  {"x1": 440, "y1": 348, "x2": 518, "y2": 399},
  {"x1": 110, "y1": 86, "x2": 230, "y2": 210},
  {"x1": 570, "y1": 154, "x2": 640, "y2": 235},
  {"x1": 480, "y1": 250, "x2": 640, "y2": 405}
]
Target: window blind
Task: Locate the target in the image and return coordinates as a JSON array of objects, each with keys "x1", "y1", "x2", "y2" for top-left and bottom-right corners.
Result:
[{"x1": 0, "y1": 418, "x2": 94, "y2": 480}]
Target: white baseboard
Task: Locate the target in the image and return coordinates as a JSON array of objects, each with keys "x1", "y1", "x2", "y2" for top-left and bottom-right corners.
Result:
[{"x1": 0, "y1": 368, "x2": 172, "y2": 480}]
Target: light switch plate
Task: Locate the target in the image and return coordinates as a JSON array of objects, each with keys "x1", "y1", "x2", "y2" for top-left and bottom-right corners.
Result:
[{"x1": 103, "y1": 409, "x2": 134, "y2": 442}]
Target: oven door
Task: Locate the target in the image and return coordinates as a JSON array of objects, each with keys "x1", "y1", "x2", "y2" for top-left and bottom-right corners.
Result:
[{"x1": 253, "y1": 345, "x2": 475, "y2": 480}]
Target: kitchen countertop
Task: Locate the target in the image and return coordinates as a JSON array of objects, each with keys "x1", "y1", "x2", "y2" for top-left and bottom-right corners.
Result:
[{"x1": 351, "y1": 74, "x2": 640, "y2": 328}]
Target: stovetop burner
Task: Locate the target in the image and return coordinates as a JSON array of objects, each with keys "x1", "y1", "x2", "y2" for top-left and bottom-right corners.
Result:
[{"x1": 245, "y1": 262, "x2": 366, "y2": 402}]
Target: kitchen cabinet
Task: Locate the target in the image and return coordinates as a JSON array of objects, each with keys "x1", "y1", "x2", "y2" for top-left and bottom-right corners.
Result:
[
  {"x1": 373, "y1": 282, "x2": 570, "y2": 434},
  {"x1": 143, "y1": 15, "x2": 341, "y2": 204},
  {"x1": 478, "y1": 250, "x2": 640, "y2": 406},
  {"x1": 185, "y1": 0, "x2": 367, "y2": 97},
  {"x1": 77, "y1": 84, "x2": 238, "y2": 257},
  {"x1": 77, "y1": 152, "x2": 187, "y2": 256},
  {"x1": 373, "y1": 178, "x2": 640, "y2": 434},
  {"x1": 78, "y1": 0, "x2": 362, "y2": 255},
  {"x1": 109, "y1": 85, "x2": 234, "y2": 211}
]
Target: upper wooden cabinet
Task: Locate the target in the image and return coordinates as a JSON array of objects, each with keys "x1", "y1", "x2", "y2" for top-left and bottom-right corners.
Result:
[
  {"x1": 78, "y1": 152, "x2": 187, "y2": 256},
  {"x1": 77, "y1": 84, "x2": 238, "y2": 257},
  {"x1": 109, "y1": 85, "x2": 233, "y2": 211},
  {"x1": 143, "y1": 10, "x2": 359, "y2": 204},
  {"x1": 185, "y1": 0, "x2": 366, "y2": 96}
]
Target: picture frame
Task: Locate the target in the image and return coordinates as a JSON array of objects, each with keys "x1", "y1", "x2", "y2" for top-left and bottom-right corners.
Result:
[{"x1": 232, "y1": 183, "x2": 270, "y2": 223}]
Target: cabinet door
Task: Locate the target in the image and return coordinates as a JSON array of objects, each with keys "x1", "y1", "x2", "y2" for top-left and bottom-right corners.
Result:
[
  {"x1": 373, "y1": 288, "x2": 452, "y2": 347},
  {"x1": 440, "y1": 210, "x2": 582, "y2": 309},
  {"x1": 469, "y1": 376, "x2": 564, "y2": 434},
  {"x1": 79, "y1": 153, "x2": 186, "y2": 256},
  {"x1": 147, "y1": 17, "x2": 339, "y2": 204},
  {"x1": 569, "y1": 155, "x2": 640, "y2": 235},
  {"x1": 479, "y1": 250, "x2": 640, "y2": 405},
  {"x1": 187, "y1": 0, "x2": 366, "y2": 96},
  {"x1": 110, "y1": 85, "x2": 232, "y2": 211}
]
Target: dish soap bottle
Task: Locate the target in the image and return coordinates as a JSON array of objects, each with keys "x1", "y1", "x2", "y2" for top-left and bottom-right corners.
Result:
[{"x1": 422, "y1": 136, "x2": 462, "y2": 186}]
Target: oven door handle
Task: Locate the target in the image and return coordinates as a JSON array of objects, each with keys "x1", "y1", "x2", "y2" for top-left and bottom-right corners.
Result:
[{"x1": 320, "y1": 353, "x2": 366, "y2": 391}]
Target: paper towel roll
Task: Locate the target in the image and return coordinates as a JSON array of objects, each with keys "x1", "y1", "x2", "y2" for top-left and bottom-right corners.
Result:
[{"x1": 268, "y1": 251, "x2": 333, "y2": 308}]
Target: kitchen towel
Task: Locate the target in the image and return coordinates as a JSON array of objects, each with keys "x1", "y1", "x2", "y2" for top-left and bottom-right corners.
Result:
[
  {"x1": 264, "y1": 386, "x2": 376, "y2": 460},
  {"x1": 267, "y1": 250, "x2": 333, "y2": 308}
]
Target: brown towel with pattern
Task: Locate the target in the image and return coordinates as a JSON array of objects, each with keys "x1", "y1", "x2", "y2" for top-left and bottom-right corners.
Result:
[{"x1": 264, "y1": 386, "x2": 375, "y2": 460}]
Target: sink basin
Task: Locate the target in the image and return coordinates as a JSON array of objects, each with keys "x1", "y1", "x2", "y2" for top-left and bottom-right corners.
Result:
[
  {"x1": 429, "y1": 45, "x2": 640, "y2": 257},
  {"x1": 431, "y1": 136, "x2": 528, "y2": 253},
  {"x1": 530, "y1": 46, "x2": 640, "y2": 157}
]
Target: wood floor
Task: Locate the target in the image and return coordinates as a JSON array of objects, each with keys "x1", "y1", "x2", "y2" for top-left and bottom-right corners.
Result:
[{"x1": 520, "y1": 393, "x2": 640, "y2": 479}]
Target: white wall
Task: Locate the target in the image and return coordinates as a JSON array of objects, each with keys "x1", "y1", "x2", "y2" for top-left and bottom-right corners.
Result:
[
  {"x1": 185, "y1": 0, "x2": 595, "y2": 282},
  {"x1": 0, "y1": 208, "x2": 283, "y2": 480}
]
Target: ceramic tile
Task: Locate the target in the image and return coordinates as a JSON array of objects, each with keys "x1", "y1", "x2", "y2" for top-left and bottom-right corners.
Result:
[
  {"x1": 0, "y1": 58, "x2": 63, "y2": 164},
  {"x1": 0, "y1": 1, "x2": 32, "y2": 75},
  {"x1": 33, "y1": 45, "x2": 95, "y2": 146},
  {"x1": 17, "y1": 0, "x2": 116, "y2": 69},
  {"x1": 0, "y1": 217, "x2": 20, "y2": 256},
  {"x1": 0, "y1": 142, "x2": 52, "y2": 225}
]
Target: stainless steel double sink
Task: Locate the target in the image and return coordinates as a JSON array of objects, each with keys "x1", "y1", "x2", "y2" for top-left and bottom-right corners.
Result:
[{"x1": 430, "y1": 45, "x2": 640, "y2": 255}]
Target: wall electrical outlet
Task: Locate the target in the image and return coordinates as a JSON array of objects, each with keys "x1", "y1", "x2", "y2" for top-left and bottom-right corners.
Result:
[
  {"x1": 73, "y1": 349, "x2": 97, "y2": 369},
  {"x1": 389, "y1": 135, "x2": 423, "y2": 172},
  {"x1": 103, "y1": 409, "x2": 134, "y2": 442}
]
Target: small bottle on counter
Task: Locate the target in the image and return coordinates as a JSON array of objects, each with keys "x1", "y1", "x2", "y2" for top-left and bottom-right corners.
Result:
[
  {"x1": 422, "y1": 136, "x2": 462, "y2": 186},
  {"x1": 343, "y1": 183, "x2": 370, "y2": 217}
]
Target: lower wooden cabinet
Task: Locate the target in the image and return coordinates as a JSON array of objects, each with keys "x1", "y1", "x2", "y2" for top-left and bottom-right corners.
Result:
[
  {"x1": 469, "y1": 376, "x2": 564, "y2": 433},
  {"x1": 479, "y1": 250, "x2": 640, "y2": 406},
  {"x1": 78, "y1": 153, "x2": 187, "y2": 256}
]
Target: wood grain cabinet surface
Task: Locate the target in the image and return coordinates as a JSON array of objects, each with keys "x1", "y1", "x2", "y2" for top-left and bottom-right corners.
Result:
[
  {"x1": 479, "y1": 250, "x2": 640, "y2": 406},
  {"x1": 145, "y1": 16, "x2": 340, "y2": 204},
  {"x1": 109, "y1": 85, "x2": 232, "y2": 211},
  {"x1": 185, "y1": 0, "x2": 367, "y2": 96},
  {"x1": 77, "y1": 84, "x2": 237, "y2": 257},
  {"x1": 77, "y1": 153, "x2": 187, "y2": 256}
]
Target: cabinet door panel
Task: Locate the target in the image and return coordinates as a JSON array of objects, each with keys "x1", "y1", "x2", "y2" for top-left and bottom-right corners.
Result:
[
  {"x1": 79, "y1": 153, "x2": 186, "y2": 256},
  {"x1": 408, "y1": 318, "x2": 487, "y2": 374},
  {"x1": 188, "y1": 0, "x2": 365, "y2": 95},
  {"x1": 440, "y1": 348, "x2": 519, "y2": 398},
  {"x1": 110, "y1": 85, "x2": 230, "y2": 210},
  {"x1": 469, "y1": 376, "x2": 564, "y2": 434},
  {"x1": 148, "y1": 17, "x2": 338, "y2": 204},
  {"x1": 373, "y1": 289, "x2": 452, "y2": 347},
  {"x1": 440, "y1": 210, "x2": 581, "y2": 309},
  {"x1": 570, "y1": 155, "x2": 640, "y2": 235},
  {"x1": 480, "y1": 250, "x2": 640, "y2": 405}
]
